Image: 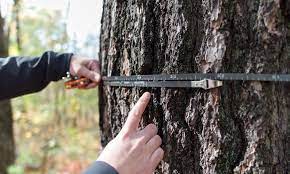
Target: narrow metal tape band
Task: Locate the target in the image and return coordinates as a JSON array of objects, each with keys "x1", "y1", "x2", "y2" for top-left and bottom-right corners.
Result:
[
  {"x1": 103, "y1": 73, "x2": 290, "y2": 82},
  {"x1": 103, "y1": 80, "x2": 223, "y2": 89}
]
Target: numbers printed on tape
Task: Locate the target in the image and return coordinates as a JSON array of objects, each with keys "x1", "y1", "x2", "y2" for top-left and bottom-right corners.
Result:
[{"x1": 102, "y1": 73, "x2": 290, "y2": 90}]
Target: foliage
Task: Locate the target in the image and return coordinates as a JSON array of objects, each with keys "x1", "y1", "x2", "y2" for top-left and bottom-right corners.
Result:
[{"x1": 8, "y1": 4, "x2": 100, "y2": 174}]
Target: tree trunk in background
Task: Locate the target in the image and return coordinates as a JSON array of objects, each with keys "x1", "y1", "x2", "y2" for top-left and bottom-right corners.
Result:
[
  {"x1": 0, "y1": 10, "x2": 15, "y2": 174},
  {"x1": 13, "y1": 0, "x2": 22, "y2": 51},
  {"x1": 99, "y1": 1, "x2": 290, "y2": 173}
]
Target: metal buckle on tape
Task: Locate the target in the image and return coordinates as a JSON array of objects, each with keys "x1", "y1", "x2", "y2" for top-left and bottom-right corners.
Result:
[{"x1": 191, "y1": 79, "x2": 223, "y2": 89}]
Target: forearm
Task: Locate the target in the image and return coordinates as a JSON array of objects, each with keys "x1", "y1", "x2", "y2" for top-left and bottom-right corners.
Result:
[{"x1": 0, "y1": 51, "x2": 73, "y2": 100}]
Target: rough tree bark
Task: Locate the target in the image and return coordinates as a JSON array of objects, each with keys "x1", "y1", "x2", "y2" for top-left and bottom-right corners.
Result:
[
  {"x1": 99, "y1": 1, "x2": 290, "y2": 173},
  {"x1": 0, "y1": 8, "x2": 15, "y2": 174}
]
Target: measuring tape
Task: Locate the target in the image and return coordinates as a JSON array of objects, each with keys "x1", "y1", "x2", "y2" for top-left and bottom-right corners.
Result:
[{"x1": 102, "y1": 73, "x2": 290, "y2": 90}]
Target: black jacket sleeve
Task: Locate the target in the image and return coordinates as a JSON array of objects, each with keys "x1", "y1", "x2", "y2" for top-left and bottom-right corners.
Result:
[
  {"x1": 0, "y1": 51, "x2": 73, "y2": 100},
  {"x1": 83, "y1": 161, "x2": 118, "y2": 174}
]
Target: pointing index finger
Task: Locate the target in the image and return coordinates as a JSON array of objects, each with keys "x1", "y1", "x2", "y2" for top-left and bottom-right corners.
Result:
[{"x1": 123, "y1": 92, "x2": 151, "y2": 133}]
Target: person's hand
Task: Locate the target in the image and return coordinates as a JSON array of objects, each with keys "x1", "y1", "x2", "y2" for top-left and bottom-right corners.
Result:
[
  {"x1": 69, "y1": 55, "x2": 101, "y2": 89},
  {"x1": 97, "y1": 92, "x2": 164, "y2": 174}
]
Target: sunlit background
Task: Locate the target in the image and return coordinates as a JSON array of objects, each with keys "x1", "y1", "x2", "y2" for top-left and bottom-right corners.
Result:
[
  {"x1": 1, "y1": 0, "x2": 103, "y2": 173},
  {"x1": 4, "y1": 0, "x2": 103, "y2": 57}
]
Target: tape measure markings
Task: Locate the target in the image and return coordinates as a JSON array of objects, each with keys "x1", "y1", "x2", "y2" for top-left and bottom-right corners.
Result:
[
  {"x1": 102, "y1": 73, "x2": 290, "y2": 89},
  {"x1": 103, "y1": 73, "x2": 290, "y2": 82}
]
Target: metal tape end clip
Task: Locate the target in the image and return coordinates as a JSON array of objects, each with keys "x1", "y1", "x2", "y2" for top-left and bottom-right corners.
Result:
[
  {"x1": 190, "y1": 79, "x2": 223, "y2": 89},
  {"x1": 205, "y1": 79, "x2": 223, "y2": 89}
]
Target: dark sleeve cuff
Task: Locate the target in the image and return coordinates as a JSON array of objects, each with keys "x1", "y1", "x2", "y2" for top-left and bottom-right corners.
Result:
[
  {"x1": 45, "y1": 51, "x2": 73, "y2": 81},
  {"x1": 83, "y1": 161, "x2": 118, "y2": 174}
]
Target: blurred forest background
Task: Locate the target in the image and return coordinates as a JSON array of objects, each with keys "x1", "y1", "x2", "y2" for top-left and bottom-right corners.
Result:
[{"x1": 1, "y1": 0, "x2": 102, "y2": 173}]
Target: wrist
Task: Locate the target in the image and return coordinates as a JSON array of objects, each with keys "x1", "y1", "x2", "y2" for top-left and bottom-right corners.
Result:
[{"x1": 69, "y1": 55, "x2": 77, "y2": 76}]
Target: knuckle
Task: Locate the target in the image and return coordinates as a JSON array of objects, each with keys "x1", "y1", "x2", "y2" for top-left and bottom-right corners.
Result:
[
  {"x1": 135, "y1": 131, "x2": 147, "y2": 143},
  {"x1": 158, "y1": 148, "x2": 165, "y2": 158},
  {"x1": 138, "y1": 136, "x2": 147, "y2": 144},
  {"x1": 154, "y1": 135, "x2": 162, "y2": 145},
  {"x1": 136, "y1": 137, "x2": 146, "y2": 146},
  {"x1": 147, "y1": 124, "x2": 157, "y2": 133},
  {"x1": 150, "y1": 148, "x2": 164, "y2": 169},
  {"x1": 129, "y1": 110, "x2": 139, "y2": 118}
]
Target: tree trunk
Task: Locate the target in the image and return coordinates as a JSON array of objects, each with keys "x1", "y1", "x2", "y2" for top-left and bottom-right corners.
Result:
[
  {"x1": 0, "y1": 9, "x2": 15, "y2": 174},
  {"x1": 99, "y1": 1, "x2": 290, "y2": 173},
  {"x1": 13, "y1": 0, "x2": 22, "y2": 52}
]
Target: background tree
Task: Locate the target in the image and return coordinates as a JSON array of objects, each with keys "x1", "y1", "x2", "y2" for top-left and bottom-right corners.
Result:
[
  {"x1": 0, "y1": 6, "x2": 15, "y2": 174},
  {"x1": 99, "y1": 1, "x2": 290, "y2": 173},
  {"x1": 12, "y1": 0, "x2": 22, "y2": 51}
]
